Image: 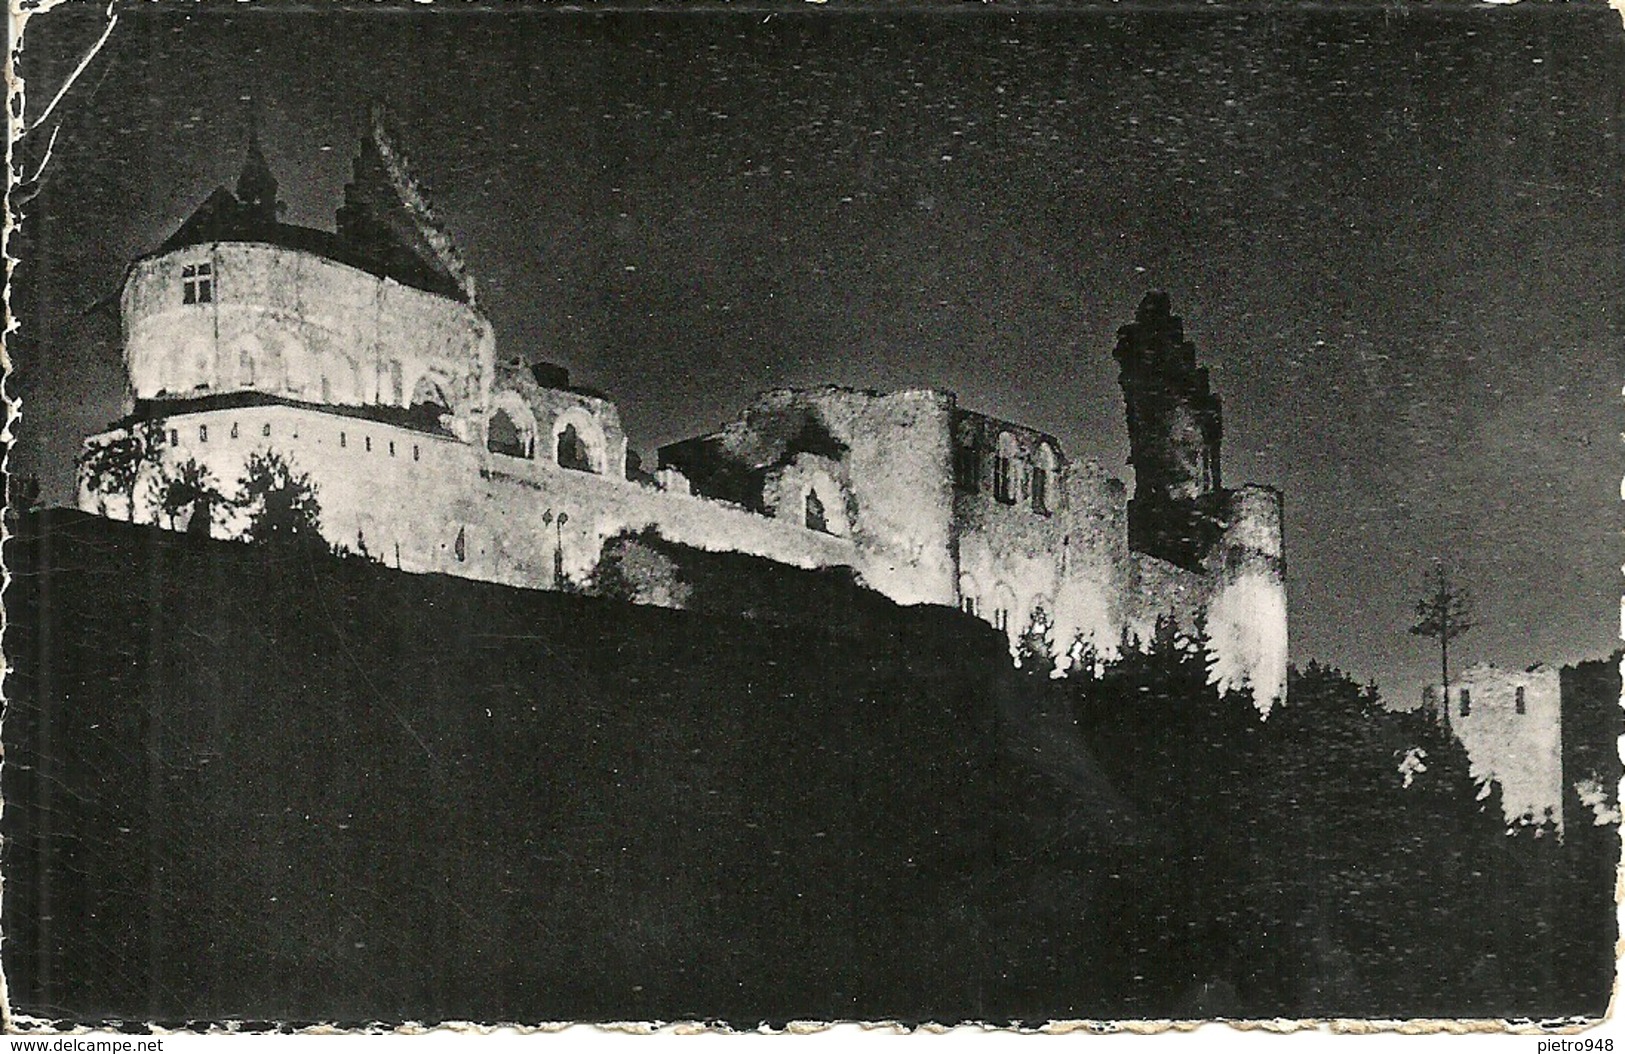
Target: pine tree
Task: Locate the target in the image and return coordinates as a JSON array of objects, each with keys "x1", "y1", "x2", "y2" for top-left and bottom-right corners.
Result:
[{"x1": 1410, "y1": 562, "x2": 1474, "y2": 705}]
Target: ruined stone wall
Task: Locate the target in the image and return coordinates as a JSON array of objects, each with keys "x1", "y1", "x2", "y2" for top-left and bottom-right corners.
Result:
[
  {"x1": 1122, "y1": 553, "x2": 1210, "y2": 646},
  {"x1": 951, "y1": 413, "x2": 1129, "y2": 666},
  {"x1": 662, "y1": 387, "x2": 958, "y2": 608},
  {"x1": 1426, "y1": 664, "x2": 1564, "y2": 830},
  {"x1": 123, "y1": 243, "x2": 494, "y2": 433},
  {"x1": 799, "y1": 388, "x2": 958, "y2": 607},
  {"x1": 490, "y1": 364, "x2": 629, "y2": 481},
  {"x1": 761, "y1": 453, "x2": 850, "y2": 537},
  {"x1": 79, "y1": 406, "x2": 855, "y2": 595}
]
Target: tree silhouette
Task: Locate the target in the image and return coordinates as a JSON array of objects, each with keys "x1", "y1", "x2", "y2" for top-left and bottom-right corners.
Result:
[
  {"x1": 150, "y1": 458, "x2": 224, "y2": 536},
  {"x1": 234, "y1": 450, "x2": 323, "y2": 546},
  {"x1": 1410, "y1": 562, "x2": 1473, "y2": 702},
  {"x1": 76, "y1": 419, "x2": 167, "y2": 521}
]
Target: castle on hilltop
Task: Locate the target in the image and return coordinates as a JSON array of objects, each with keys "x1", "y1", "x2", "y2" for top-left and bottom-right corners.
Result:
[{"x1": 77, "y1": 118, "x2": 1288, "y2": 707}]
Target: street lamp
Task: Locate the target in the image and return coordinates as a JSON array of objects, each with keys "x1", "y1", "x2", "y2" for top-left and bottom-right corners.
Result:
[{"x1": 542, "y1": 509, "x2": 569, "y2": 588}]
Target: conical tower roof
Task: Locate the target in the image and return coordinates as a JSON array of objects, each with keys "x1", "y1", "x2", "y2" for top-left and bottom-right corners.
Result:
[{"x1": 234, "y1": 111, "x2": 280, "y2": 224}]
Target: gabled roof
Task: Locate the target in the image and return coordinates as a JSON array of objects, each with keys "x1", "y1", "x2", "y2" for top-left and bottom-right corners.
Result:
[{"x1": 151, "y1": 116, "x2": 473, "y2": 305}]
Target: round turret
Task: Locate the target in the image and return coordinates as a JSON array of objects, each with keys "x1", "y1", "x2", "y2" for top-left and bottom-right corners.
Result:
[{"x1": 122, "y1": 241, "x2": 493, "y2": 430}]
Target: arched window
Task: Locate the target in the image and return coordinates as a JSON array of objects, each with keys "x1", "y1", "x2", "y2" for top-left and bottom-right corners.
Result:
[
  {"x1": 410, "y1": 375, "x2": 453, "y2": 430},
  {"x1": 805, "y1": 488, "x2": 828, "y2": 533},
  {"x1": 488, "y1": 409, "x2": 533, "y2": 459},
  {"x1": 283, "y1": 341, "x2": 316, "y2": 396},
  {"x1": 993, "y1": 432, "x2": 1022, "y2": 505},
  {"x1": 557, "y1": 424, "x2": 593, "y2": 472},
  {"x1": 1032, "y1": 442, "x2": 1058, "y2": 514},
  {"x1": 411, "y1": 375, "x2": 452, "y2": 415},
  {"x1": 953, "y1": 440, "x2": 979, "y2": 493},
  {"x1": 258, "y1": 341, "x2": 284, "y2": 394},
  {"x1": 991, "y1": 582, "x2": 1017, "y2": 634}
]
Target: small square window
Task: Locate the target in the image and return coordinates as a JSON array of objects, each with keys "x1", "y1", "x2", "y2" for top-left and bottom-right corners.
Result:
[{"x1": 181, "y1": 262, "x2": 213, "y2": 305}]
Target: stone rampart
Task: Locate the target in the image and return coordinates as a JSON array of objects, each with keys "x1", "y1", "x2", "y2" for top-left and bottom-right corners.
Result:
[{"x1": 80, "y1": 405, "x2": 856, "y2": 594}]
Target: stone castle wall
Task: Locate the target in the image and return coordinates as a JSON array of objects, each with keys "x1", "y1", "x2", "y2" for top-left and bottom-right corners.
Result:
[
  {"x1": 489, "y1": 363, "x2": 629, "y2": 481},
  {"x1": 123, "y1": 243, "x2": 494, "y2": 430},
  {"x1": 661, "y1": 387, "x2": 960, "y2": 608},
  {"x1": 1206, "y1": 486, "x2": 1289, "y2": 709},
  {"x1": 96, "y1": 239, "x2": 1288, "y2": 707},
  {"x1": 952, "y1": 426, "x2": 1129, "y2": 665},
  {"x1": 80, "y1": 406, "x2": 855, "y2": 593},
  {"x1": 779, "y1": 388, "x2": 959, "y2": 608}
]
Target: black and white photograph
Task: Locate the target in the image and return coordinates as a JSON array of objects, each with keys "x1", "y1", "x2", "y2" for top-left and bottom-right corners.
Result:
[{"x1": 3, "y1": 0, "x2": 1622, "y2": 1030}]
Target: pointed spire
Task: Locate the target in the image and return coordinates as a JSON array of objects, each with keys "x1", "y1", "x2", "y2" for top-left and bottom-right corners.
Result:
[{"x1": 235, "y1": 103, "x2": 280, "y2": 224}]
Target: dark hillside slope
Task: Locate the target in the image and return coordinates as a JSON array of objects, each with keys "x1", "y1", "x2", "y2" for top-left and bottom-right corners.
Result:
[{"x1": 3, "y1": 511, "x2": 1129, "y2": 1024}]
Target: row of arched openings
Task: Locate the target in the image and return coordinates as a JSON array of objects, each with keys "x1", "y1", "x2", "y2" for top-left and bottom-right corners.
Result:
[
  {"x1": 149, "y1": 338, "x2": 467, "y2": 423},
  {"x1": 956, "y1": 432, "x2": 1058, "y2": 515},
  {"x1": 958, "y1": 573, "x2": 1053, "y2": 639},
  {"x1": 487, "y1": 399, "x2": 602, "y2": 475}
]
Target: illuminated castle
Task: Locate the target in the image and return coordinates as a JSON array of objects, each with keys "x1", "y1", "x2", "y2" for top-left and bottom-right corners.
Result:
[{"x1": 78, "y1": 118, "x2": 1288, "y2": 707}]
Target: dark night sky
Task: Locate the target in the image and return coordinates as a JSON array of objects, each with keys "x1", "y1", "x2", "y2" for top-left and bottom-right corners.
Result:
[{"x1": 11, "y1": 2, "x2": 1623, "y2": 702}]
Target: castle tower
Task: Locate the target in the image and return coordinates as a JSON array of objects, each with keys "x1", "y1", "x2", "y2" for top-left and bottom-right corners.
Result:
[
  {"x1": 1114, "y1": 291, "x2": 1225, "y2": 571},
  {"x1": 234, "y1": 116, "x2": 281, "y2": 225}
]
